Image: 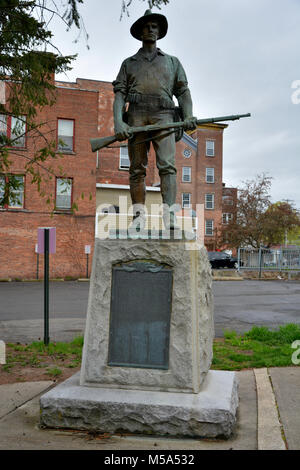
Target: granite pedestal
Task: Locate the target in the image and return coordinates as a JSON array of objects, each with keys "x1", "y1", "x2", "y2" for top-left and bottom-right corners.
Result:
[{"x1": 40, "y1": 235, "x2": 238, "y2": 437}]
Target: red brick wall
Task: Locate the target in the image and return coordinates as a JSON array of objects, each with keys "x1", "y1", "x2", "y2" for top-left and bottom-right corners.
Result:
[
  {"x1": 0, "y1": 80, "x2": 97, "y2": 279},
  {"x1": 0, "y1": 213, "x2": 95, "y2": 279}
]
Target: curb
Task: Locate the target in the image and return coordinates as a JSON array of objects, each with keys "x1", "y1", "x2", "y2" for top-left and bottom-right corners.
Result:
[{"x1": 254, "y1": 368, "x2": 286, "y2": 450}]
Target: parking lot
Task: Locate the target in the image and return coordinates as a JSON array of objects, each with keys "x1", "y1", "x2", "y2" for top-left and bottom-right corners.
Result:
[{"x1": 0, "y1": 279, "x2": 299, "y2": 342}]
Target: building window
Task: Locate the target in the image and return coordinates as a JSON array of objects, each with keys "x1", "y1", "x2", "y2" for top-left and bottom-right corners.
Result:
[
  {"x1": 205, "y1": 193, "x2": 214, "y2": 210},
  {"x1": 0, "y1": 115, "x2": 7, "y2": 143},
  {"x1": 206, "y1": 140, "x2": 215, "y2": 157},
  {"x1": 205, "y1": 219, "x2": 214, "y2": 236},
  {"x1": 206, "y1": 168, "x2": 215, "y2": 183},
  {"x1": 0, "y1": 176, "x2": 4, "y2": 204},
  {"x1": 222, "y1": 213, "x2": 233, "y2": 224},
  {"x1": 56, "y1": 178, "x2": 72, "y2": 210},
  {"x1": 182, "y1": 167, "x2": 191, "y2": 182},
  {"x1": 0, "y1": 174, "x2": 24, "y2": 208},
  {"x1": 57, "y1": 119, "x2": 74, "y2": 152},
  {"x1": 102, "y1": 205, "x2": 120, "y2": 214},
  {"x1": 119, "y1": 146, "x2": 130, "y2": 169},
  {"x1": 182, "y1": 192, "x2": 191, "y2": 208},
  {"x1": 222, "y1": 195, "x2": 234, "y2": 205},
  {"x1": 0, "y1": 114, "x2": 26, "y2": 148}
]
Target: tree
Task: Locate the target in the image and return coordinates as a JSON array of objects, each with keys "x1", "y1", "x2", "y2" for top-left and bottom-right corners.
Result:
[
  {"x1": 120, "y1": 0, "x2": 170, "y2": 18},
  {"x1": 263, "y1": 202, "x2": 300, "y2": 247},
  {"x1": 0, "y1": 0, "x2": 171, "y2": 206},
  {"x1": 220, "y1": 174, "x2": 300, "y2": 249},
  {"x1": 0, "y1": 0, "x2": 86, "y2": 207}
]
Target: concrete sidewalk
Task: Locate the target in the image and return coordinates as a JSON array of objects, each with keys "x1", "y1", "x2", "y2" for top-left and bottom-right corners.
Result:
[{"x1": 0, "y1": 367, "x2": 299, "y2": 450}]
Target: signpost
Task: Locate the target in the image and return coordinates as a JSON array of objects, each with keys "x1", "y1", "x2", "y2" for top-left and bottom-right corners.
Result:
[
  {"x1": 85, "y1": 245, "x2": 91, "y2": 279},
  {"x1": 35, "y1": 243, "x2": 39, "y2": 280},
  {"x1": 37, "y1": 228, "x2": 56, "y2": 345}
]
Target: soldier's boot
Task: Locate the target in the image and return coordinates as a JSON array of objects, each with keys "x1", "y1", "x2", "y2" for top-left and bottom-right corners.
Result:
[
  {"x1": 129, "y1": 181, "x2": 146, "y2": 231},
  {"x1": 160, "y1": 174, "x2": 180, "y2": 230}
]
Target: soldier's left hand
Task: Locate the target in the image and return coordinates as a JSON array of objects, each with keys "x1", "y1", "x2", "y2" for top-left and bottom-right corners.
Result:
[{"x1": 183, "y1": 117, "x2": 197, "y2": 131}]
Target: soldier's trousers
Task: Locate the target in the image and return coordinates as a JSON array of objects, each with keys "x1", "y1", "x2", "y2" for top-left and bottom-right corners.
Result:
[{"x1": 127, "y1": 104, "x2": 177, "y2": 209}]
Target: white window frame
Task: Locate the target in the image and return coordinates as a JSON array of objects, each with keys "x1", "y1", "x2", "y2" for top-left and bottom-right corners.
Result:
[
  {"x1": 0, "y1": 114, "x2": 26, "y2": 148},
  {"x1": 119, "y1": 146, "x2": 130, "y2": 170},
  {"x1": 8, "y1": 175, "x2": 24, "y2": 208},
  {"x1": 57, "y1": 119, "x2": 74, "y2": 152},
  {"x1": 223, "y1": 195, "x2": 234, "y2": 205},
  {"x1": 0, "y1": 175, "x2": 25, "y2": 208},
  {"x1": 205, "y1": 193, "x2": 214, "y2": 210},
  {"x1": 0, "y1": 175, "x2": 5, "y2": 205},
  {"x1": 182, "y1": 192, "x2": 191, "y2": 208},
  {"x1": 182, "y1": 166, "x2": 191, "y2": 183},
  {"x1": 206, "y1": 167, "x2": 215, "y2": 183},
  {"x1": 205, "y1": 219, "x2": 214, "y2": 236},
  {"x1": 56, "y1": 177, "x2": 72, "y2": 210},
  {"x1": 206, "y1": 140, "x2": 215, "y2": 157},
  {"x1": 222, "y1": 213, "x2": 233, "y2": 224}
]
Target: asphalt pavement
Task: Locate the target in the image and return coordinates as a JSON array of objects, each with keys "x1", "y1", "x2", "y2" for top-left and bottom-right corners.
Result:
[
  {"x1": 1, "y1": 279, "x2": 300, "y2": 342},
  {"x1": 213, "y1": 279, "x2": 300, "y2": 336}
]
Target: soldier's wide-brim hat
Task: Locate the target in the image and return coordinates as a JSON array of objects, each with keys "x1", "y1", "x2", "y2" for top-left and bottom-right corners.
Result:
[{"x1": 130, "y1": 9, "x2": 168, "y2": 41}]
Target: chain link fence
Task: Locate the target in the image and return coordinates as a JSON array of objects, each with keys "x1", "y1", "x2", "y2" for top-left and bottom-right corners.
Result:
[{"x1": 238, "y1": 247, "x2": 300, "y2": 273}]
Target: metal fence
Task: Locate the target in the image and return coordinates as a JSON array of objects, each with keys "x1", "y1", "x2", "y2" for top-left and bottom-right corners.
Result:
[{"x1": 238, "y1": 247, "x2": 300, "y2": 272}]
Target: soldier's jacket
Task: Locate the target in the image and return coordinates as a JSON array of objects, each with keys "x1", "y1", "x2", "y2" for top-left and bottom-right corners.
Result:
[{"x1": 113, "y1": 48, "x2": 189, "y2": 110}]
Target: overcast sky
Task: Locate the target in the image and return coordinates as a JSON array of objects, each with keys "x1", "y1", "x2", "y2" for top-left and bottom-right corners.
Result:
[{"x1": 50, "y1": 0, "x2": 300, "y2": 208}]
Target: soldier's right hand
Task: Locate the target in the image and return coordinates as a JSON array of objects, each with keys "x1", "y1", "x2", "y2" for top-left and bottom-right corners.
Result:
[{"x1": 115, "y1": 122, "x2": 131, "y2": 141}]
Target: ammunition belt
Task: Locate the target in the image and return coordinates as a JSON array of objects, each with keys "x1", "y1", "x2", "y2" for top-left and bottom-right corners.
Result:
[{"x1": 127, "y1": 93, "x2": 175, "y2": 110}]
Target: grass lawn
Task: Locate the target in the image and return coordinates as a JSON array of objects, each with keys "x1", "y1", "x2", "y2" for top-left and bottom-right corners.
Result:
[
  {"x1": 212, "y1": 323, "x2": 300, "y2": 370},
  {"x1": 0, "y1": 336, "x2": 83, "y2": 384},
  {"x1": 0, "y1": 324, "x2": 299, "y2": 384}
]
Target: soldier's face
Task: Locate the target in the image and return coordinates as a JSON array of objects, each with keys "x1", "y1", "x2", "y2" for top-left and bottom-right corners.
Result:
[{"x1": 141, "y1": 21, "x2": 160, "y2": 42}]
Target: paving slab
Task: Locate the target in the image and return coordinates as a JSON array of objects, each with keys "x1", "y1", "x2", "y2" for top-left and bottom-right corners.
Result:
[
  {"x1": 0, "y1": 381, "x2": 53, "y2": 419},
  {"x1": 254, "y1": 368, "x2": 286, "y2": 450},
  {"x1": 0, "y1": 370, "x2": 257, "y2": 450},
  {"x1": 269, "y1": 367, "x2": 300, "y2": 450}
]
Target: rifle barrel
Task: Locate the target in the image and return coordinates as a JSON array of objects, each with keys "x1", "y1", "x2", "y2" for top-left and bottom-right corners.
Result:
[
  {"x1": 90, "y1": 113, "x2": 251, "y2": 152},
  {"x1": 196, "y1": 113, "x2": 251, "y2": 125}
]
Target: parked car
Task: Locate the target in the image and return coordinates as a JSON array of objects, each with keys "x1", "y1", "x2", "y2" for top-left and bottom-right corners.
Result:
[{"x1": 207, "y1": 251, "x2": 240, "y2": 269}]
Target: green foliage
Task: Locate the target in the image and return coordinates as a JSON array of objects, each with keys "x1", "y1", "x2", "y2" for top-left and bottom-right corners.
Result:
[
  {"x1": 245, "y1": 324, "x2": 300, "y2": 345},
  {"x1": 1, "y1": 336, "x2": 84, "y2": 374},
  {"x1": 27, "y1": 336, "x2": 83, "y2": 357},
  {"x1": 46, "y1": 366, "x2": 62, "y2": 377},
  {"x1": 0, "y1": 0, "x2": 84, "y2": 206},
  {"x1": 220, "y1": 174, "x2": 300, "y2": 249},
  {"x1": 213, "y1": 324, "x2": 300, "y2": 371},
  {"x1": 120, "y1": 0, "x2": 170, "y2": 19}
]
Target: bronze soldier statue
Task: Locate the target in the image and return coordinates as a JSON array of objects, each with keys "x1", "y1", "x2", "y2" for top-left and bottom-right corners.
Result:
[{"x1": 113, "y1": 9, "x2": 197, "y2": 229}]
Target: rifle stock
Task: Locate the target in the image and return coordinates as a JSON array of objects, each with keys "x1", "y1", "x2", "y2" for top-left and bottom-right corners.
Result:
[
  {"x1": 90, "y1": 135, "x2": 117, "y2": 152},
  {"x1": 90, "y1": 113, "x2": 251, "y2": 152}
]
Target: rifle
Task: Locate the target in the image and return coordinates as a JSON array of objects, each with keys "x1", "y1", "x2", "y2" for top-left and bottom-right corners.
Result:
[{"x1": 90, "y1": 113, "x2": 251, "y2": 152}]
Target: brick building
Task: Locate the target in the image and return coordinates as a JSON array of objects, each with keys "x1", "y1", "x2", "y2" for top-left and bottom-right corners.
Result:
[
  {"x1": 0, "y1": 77, "x2": 235, "y2": 279},
  {"x1": 0, "y1": 78, "x2": 99, "y2": 280}
]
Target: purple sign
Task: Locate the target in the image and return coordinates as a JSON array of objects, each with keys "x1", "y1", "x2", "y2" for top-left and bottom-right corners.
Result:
[{"x1": 37, "y1": 227, "x2": 56, "y2": 254}]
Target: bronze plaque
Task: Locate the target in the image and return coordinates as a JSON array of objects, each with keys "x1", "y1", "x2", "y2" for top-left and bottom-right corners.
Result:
[{"x1": 108, "y1": 261, "x2": 172, "y2": 369}]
